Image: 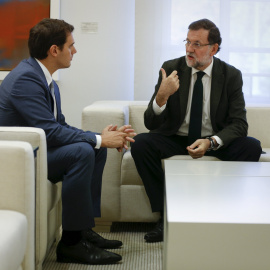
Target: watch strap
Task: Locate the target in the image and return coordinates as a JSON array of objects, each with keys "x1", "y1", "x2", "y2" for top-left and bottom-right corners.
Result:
[{"x1": 206, "y1": 137, "x2": 215, "y2": 151}]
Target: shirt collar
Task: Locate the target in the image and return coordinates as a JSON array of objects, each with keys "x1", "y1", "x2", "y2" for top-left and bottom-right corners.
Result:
[
  {"x1": 191, "y1": 58, "x2": 213, "y2": 78},
  {"x1": 35, "y1": 58, "x2": 53, "y2": 87}
]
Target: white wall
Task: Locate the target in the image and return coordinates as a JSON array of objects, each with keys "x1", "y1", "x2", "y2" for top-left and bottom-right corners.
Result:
[
  {"x1": 134, "y1": 0, "x2": 171, "y2": 101},
  {"x1": 58, "y1": 0, "x2": 135, "y2": 127}
]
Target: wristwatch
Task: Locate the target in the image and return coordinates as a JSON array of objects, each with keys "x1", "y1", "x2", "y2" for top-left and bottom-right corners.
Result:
[{"x1": 206, "y1": 137, "x2": 215, "y2": 151}]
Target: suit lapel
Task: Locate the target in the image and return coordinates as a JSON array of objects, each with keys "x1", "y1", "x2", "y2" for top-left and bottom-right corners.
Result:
[
  {"x1": 210, "y1": 57, "x2": 224, "y2": 130},
  {"x1": 178, "y1": 65, "x2": 191, "y2": 123},
  {"x1": 53, "y1": 81, "x2": 61, "y2": 122}
]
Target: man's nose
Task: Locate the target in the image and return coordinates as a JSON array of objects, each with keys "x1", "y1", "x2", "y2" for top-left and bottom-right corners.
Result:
[{"x1": 186, "y1": 43, "x2": 195, "y2": 53}]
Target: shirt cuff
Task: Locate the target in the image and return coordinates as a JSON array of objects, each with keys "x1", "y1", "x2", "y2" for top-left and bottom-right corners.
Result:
[
  {"x1": 153, "y1": 98, "x2": 166, "y2": 115},
  {"x1": 95, "y1": 134, "x2": 102, "y2": 149},
  {"x1": 212, "y1": 135, "x2": 224, "y2": 150}
]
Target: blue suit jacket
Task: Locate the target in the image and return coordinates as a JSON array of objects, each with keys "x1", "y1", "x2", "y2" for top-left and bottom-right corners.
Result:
[{"x1": 0, "y1": 57, "x2": 97, "y2": 148}]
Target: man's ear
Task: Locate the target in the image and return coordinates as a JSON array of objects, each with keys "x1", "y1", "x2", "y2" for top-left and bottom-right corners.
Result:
[
  {"x1": 48, "y1": 45, "x2": 58, "y2": 57},
  {"x1": 210, "y1": 43, "x2": 219, "y2": 56}
]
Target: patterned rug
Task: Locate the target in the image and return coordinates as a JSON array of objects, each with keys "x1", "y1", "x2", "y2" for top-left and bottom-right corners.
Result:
[{"x1": 43, "y1": 222, "x2": 163, "y2": 270}]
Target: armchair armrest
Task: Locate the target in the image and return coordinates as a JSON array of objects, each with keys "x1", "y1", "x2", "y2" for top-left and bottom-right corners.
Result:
[
  {"x1": 0, "y1": 141, "x2": 35, "y2": 270},
  {"x1": 0, "y1": 127, "x2": 48, "y2": 269}
]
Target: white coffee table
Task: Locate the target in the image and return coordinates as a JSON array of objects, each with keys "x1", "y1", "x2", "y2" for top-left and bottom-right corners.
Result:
[{"x1": 163, "y1": 160, "x2": 270, "y2": 270}]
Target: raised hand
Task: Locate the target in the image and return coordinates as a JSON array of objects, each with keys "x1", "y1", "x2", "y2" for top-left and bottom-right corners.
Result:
[{"x1": 156, "y1": 68, "x2": 180, "y2": 107}]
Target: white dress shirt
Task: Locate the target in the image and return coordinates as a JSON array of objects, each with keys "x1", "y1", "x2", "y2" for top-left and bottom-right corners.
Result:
[{"x1": 153, "y1": 59, "x2": 223, "y2": 148}]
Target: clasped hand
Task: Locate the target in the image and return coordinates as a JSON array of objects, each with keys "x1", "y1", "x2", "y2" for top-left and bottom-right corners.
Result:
[
  {"x1": 186, "y1": 139, "x2": 211, "y2": 159},
  {"x1": 101, "y1": 124, "x2": 136, "y2": 152}
]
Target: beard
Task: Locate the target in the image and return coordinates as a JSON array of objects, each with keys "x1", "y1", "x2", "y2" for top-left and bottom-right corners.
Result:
[{"x1": 185, "y1": 53, "x2": 211, "y2": 70}]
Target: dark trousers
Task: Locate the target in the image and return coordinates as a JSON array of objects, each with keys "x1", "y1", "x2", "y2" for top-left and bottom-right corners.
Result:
[
  {"x1": 131, "y1": 133, "x2": 262, "y2": 213},
  {"x1": 47, "y1": 142, "x2": 107, "y2": 231}
]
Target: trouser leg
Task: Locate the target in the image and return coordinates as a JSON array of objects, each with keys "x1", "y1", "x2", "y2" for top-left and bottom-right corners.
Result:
[
  {"x1": 131, "y1": 133, "x2": 188, "y2": 212},
  {"x1": 48, "y1": 142, "x2": 107, "y2": 231},
  {"x1": 206, "y1": 136, "x2": 262, "y2": 161},
  {"x1": 90, "y1": 147, "x2": 107, "y2": 217}
]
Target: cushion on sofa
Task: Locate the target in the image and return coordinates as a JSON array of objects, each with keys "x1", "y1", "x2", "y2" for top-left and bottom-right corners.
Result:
[
  {"x1": 0, "y1": 210, "x2": 27, "y2": 270},
  {"x1": 259, "y1": 149, "x2": 270, "y2": 162},
  {"x1": 129, "y1": 104, "x2": 149, "y2": 134},
  {"x1": 121, "y1": 150, "x2": 143, "y2": 186}
]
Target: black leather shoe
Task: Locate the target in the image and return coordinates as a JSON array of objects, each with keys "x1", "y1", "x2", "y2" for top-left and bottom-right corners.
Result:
[
  {"x1": 144, "y1": 218, "x2": 163, "y2": 243},
  {"x1": 82, "y1": 228, "x2": 123, "y2": 249},
  {"x1": 56, "y1": 239, "x2": 122, "y2": 265}
]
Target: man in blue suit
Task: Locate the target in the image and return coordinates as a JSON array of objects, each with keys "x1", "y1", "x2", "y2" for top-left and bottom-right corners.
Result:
[{"x1": 0, "y1": 18, "x2": 135, "y2": 265}]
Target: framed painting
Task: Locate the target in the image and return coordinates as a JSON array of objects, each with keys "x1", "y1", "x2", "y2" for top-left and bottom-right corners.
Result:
[{"x1": 0, "y1": 0, "x2": 60, "y2": 80}]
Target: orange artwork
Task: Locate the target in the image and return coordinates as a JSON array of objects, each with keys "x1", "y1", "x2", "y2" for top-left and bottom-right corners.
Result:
[{"x1": 0, "y1": 0, "x2": 50, "y2": 71}]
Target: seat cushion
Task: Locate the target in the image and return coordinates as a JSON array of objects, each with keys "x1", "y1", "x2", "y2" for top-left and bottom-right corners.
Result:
[
  {"x1": 164, "y1": 155, "x2": 220, "y2": 161},
  {"x1": 121, "y1": 150, "x2": 221, "y2": 186},
  {"x1": 0, "y1": 210, "x2": 27, "y2": 270},
  {"x1": 121, "y1": 150, "x2": 143, "y2": 185},
  {"x1": 121, "y1": 148, "x2": 267, "y2": 186},
  {"x1": 259, "y1": 148, "x2": 270, "y2": 162}
]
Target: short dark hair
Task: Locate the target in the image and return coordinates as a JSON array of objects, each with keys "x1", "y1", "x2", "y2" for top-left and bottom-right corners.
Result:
[
  {"x1": 188, "y1": 19, "x2": 222, "y2": 53},
  {"x1": 28, "y1": 18, "x2": 74, "y2": 60}
]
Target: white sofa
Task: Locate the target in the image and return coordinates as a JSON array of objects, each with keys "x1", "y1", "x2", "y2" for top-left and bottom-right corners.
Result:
[
  {"x1": 0, "y1": 141, "x2": 34, "y2": 270},
  {"x1": 0, "y1": 128, "x2": 62, "y2": 270},
  {"x1": 82, "y1": 101, "x2": 270, "y2": 231}
]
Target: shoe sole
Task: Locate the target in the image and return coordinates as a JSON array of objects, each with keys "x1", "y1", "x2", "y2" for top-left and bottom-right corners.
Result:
[
  {"x1": 57, "y1": 255, "x2": 122, "y2": 265},
  {"x1": 94, "y1": 243, "x2": 123, "y2": 249},
  {"x1": 144, "y1": 237, "x2": 163, "y2": 243}
]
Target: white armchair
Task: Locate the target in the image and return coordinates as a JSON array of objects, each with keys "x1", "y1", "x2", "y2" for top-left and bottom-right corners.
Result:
[
  {"x1": 0, "y1": 127, "x2": 62, "y2": 270},
  {"x1": 0, "y1": 141, "x2": 34, "y2": 270}
]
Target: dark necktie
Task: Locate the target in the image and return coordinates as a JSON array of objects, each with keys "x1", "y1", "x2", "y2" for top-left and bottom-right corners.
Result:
[
  {"x1": 49, "y1": 82, "x2": 57, "y2": 119},
  {"x1": 188, "y1": 71, "x2": 205, "y2": 144}
]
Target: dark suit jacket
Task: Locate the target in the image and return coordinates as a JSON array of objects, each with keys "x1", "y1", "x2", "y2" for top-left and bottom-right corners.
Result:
[
  {"x1": 0, "y1": 57, "x2": 97, "y2": 148},
  {"x1": 144, "y1": 56, "x2": 248, "y2": 148}
]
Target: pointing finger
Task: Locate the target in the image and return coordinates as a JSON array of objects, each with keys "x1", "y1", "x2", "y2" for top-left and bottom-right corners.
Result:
[
  {"x1": 170, "y1": 70, "x2": 178, "y2": 77},
  {"x1": 161, "y1": 68, "x2": 167, "y2": 80}
]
